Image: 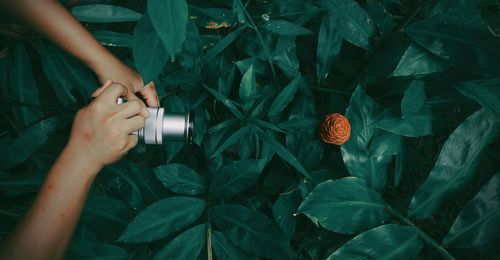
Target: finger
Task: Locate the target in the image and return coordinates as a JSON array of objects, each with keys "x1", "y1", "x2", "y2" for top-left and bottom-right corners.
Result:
[
  {"x1": 125, "y1": 89, "x2": 147, "y2": 109},
  {"x1": 124, "y1": 135, "x2": 139, "y2": 153},
  {"x1": 99, "y1": 83, "x2": 128, "y2": 104},
  {"x1": 139, "y1": 81, "x2": 160, "y2": 107},
  {"x1": 123, "y1": 115, "x2": 146, "y2": 134},
  {"x1": 117, "y1": 100, "x2": 146, "y2": 119},
  {"x1": 91, "y1": 79, "x2": 113, "y2": 97}
]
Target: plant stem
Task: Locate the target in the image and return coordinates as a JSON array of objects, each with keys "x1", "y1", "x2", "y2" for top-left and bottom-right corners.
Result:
[{"x1": 385, "y1": 204, "x2": 456, "y2": 260}]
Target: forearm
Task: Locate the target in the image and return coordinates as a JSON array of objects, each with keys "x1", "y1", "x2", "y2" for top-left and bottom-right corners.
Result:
[
  {"x1": 0, "y1": 0, "x2": 120, "y2": 73},
  {"x1": 0, "y1": 144, "x2": 101, "y2": 260}
]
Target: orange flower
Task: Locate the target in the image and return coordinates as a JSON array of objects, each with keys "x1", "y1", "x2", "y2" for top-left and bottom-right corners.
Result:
[{"x1": 320, "y1": 113, "x2": 351, "y2": 145}]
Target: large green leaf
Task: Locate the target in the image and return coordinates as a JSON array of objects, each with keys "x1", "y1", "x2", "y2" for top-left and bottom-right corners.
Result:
[
  {"x1": 154, "y1": 163, "x2": 207, "y2": 196},
  {"x1": 38, "y1": 42, "x2": 97, "y2": 105},
  {"x1": 391, "y1": 43, "x2": 450, "y2": 77},
  {"x1": 118, "y1": 196, "x2": 205, "y2": 243},
  {"x1": 321, "y1": 0, "x2": 376, "y2": 49},
  {"x1": 341, "y1": 85, "x2": 392, "y2": 190},
  {"x1": 443, "y1": 172, "x2": 500, "y2": 248},
  {"x1": 263, "y1": 20, "x2": 313, "y2": 36},
  {"x1": 409, "y1": 109, "x2": 499, "y2": 219},
  {"x1": 0, "y1": 116, "x2": 68, "y2": 170},
  {"x1": 212, "y1": 231, "x2": 258, "y2": 260},
  {"x1": 132, "y1": 12, "x2": 168, "y2": 83},
  {"x1": 202, "y1": 25, "x2": 247, "y2": 64},
  {"x1": 457, "y1": 82, "x2": 500, "y2": 121},
  {"x1": 297, "y1": 177, "x2": 390, "y2": 234},
  {"x1": 268, "y1": 77, "x2": 301, "y2": 117},
  {"x1": 153, "y1": 224, "x2": 206, "y2": 260},
  {"x1": 99, "y1": 163, "x2": 144, "y2": 210},
  {"x1": 327, "y1": 224, "x2": 423, "y2": 259},
  {"x1": 71, "y1": 4, "x2": 141, "y2": 23},
  {"x1": 316, "y1": 16, "x2": 342, "y2": 82},
  {"x1": 212, "y1": 204, "x2": 296, "y2": 259},
  {"x1": 9, "y1": 43, "x2": 43, "y2": 126},
  {"x1": 148, "y1": 0, "x2": 188, "y2": 60},
  {"x1": 210, "y1": 159, "x2": 267, "y2": 198},
  {"x1": 272, "y1": 191, "x2": 300, "y2": 241},
  {"x1": 402, "y1": 80, "x2": 426, "y2": 117}
]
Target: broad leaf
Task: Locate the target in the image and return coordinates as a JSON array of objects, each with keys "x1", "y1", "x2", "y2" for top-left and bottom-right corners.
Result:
[
  {"x1": 212, "y1": 204, "x2": 296, "y2": 259},
  {"x1": 118, "y1": 196, "x2": 205, "y2": 243},
  {"x1": 316, "y1": 16, "x2": 342, "y2": 82},
  {"x1": 272, "y1": 191, "x2": 300, "y2": 241},
  {"x1": 154, "y1": 163, "x2": 206, "y2": 195},
  {"x1": 402, "y1": 80, "x2": 426, "y2": 117},
  {"x1": 153, "y1": 224, "x2": 206, "y2": 260},
  {"x1": 212, "y1": 231, "x2": 258, "y2": 260},
  {"x1": 457, "y1": 82, "x2": 500, "y2": 121},
  {"x1": 391, "y1": 43, "x2": 450, "y2": 77},
  {"x1": 443, "y1": 172, "x2": 500, "y2": 248},
  {"x1": 341, "y1": 85, "x2": 392, "y2": 190},
  {"x1": 71, "y1": 4, "x2": 141, "y2": 23},
  {"x1": 298, "y1": 177, "x2": 390, "y2": 234},
  {"x1": 263, "y1": 20, "x2": 313, "y2": 36},
  {"x1": 321, "y1": 0, "x2": 376, "y2": 49},
  {"x1": 268, "y1": 77, "x2": 301, "y2": 117},
  {"x1": 210, "y1": 159, "x2": 267, "y2": 198},
  {"x1": 133, "y1": 12, "x2": 168, "y2": 83},
  {"x1": 409, "y1": 109, "x2": 499, "y2": 219},
  {"x1": 148, "y1": 0, "x2": 188, "y2": 60},
  {"x1": 327, "y1": 224, "x2": 423, "y2": 259}
]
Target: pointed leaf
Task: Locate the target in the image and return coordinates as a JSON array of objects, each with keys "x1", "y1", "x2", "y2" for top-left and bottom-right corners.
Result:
[
  {"x1": 153, "y1": 224, "x2": 206, "y2": 260},
  {"x1": 71, "y1": 4, "x2": 141, "y2": 23},
  {"x1": 409, "y1": 109, "x2": 499, "y2": 218},
  {"x1": 457, "y1": 82, "x2": 500, "y2": 121},
  {"x1": 298, "y1": 177, "x2": 389, "y2": 234},
  {"x1": 203, "y1": 85, "x2": 244, "y2": 119},
  {"x1": 211, "y1": 125, "x2": 251, "y2": 158},
  {"x1": 118, "y1": 196, "x2": 205, "y2": 243},
  {"x1": 263, "y1": 20, "x2": 313, "y2": 36},
  {"x1": 202, "y1": 25, "x2": 247, "y2": 64},
  {"x1": 212, "y1": 231, "x2": 258, "y2": 260},
  {"x1": 391, "y1": 43, "x2": 450, "y2": 77},
  {"x1": 402, "y1": 80, "x2": 426, "y2": 117},
  {"x1": 212, "y1": 204, "x2": 296, "y2": 259},
  {"x1": 154, "y1": 163, "x2": 206, "y2": 195},
  {"x1": 268, "y1": 77, "x2": 301, "y2": 117},
  {"x1": 148, "y1": 0, "x2": 188, "y2": 59},
  {"x1": 316, "y1": 16, "x2": 342, "y2": 81},
  {"x1": 327, "y1": 224, "x2": 423, "y2": 259},
  {"x1": 272, "y1": 191, "x2": 300, "y2": 241},
  {"x1": 210, "y1": 159, "x2": 267, "y2": 198},
  {"x1": 443, "y1": 172, "x2": 500, "y2": 248}
]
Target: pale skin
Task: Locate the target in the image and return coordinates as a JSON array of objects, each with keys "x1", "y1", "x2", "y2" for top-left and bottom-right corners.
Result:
[{"x1": 0, "y1": 0, "x2": 163, "y2": 258}]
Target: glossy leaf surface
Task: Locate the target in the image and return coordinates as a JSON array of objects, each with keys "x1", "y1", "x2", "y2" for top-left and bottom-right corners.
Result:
[
  {"x1": 154, "y1": 163, "x2": 206, "y2": 195},
  {"x1": 71, "y1": 4, "x2": 141, "y2": 23},
  {"x1": 210, "y1": 159, "x2": 267, "y2": 198},
  {"x1": 153, "y1": 224, "x2": 206, "y2": 260}
]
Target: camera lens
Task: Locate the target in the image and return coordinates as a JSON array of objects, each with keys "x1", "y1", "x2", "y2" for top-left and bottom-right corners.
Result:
[{"x1": 117, "y1": 98, "x2": 193, "y2": 145}]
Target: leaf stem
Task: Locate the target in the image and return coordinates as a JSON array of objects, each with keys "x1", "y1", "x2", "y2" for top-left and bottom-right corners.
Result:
[{"x1": 385, "y1": 204, "x2": 456, "y2": 260}]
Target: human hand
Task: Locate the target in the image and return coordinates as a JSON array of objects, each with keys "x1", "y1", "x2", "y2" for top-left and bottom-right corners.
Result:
[
  {"x1": 66, "y1": 80, "x2": 148, "y2": 172},
  {"x1": 94, "y1": 61, "x2": 160, "y2": 107}
]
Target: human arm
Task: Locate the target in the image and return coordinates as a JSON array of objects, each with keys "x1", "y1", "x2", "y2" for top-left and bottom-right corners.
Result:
[
  {"x1": 0, "y1": 81, "x2": 147, "y2": 260},
  {"x1": 0, "y1": 0, "x2": 159, "y2": 107}
]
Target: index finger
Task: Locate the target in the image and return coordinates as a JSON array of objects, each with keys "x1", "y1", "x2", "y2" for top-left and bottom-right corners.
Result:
[{"x1": 99, "y1": 83, "x2": 128, "y2": 103}]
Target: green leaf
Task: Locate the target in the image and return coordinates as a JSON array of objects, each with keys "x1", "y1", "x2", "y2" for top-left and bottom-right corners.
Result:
[
  {"x1": 443, "y1": 172, "x2": 500, "y2": 248},
  {"x1": 409, "y1": 109, "x2": 499, "y2": 219},
  {"x1": 394, "y1": 140, "x2": 406, "y2": 186},
  {"x1": 203, "y1": 85, "x2": 244, "y2": 119},
  {"x1": 211, "y1": 125, "x2": 251, "y2": 158},
  {"x1": 298, "y1": 177, "x2": 390, "y2": 234},
  {"x1": 372, "y1": 107, "x2": 433, "y2": 137},
  {"x1": 92, "y1": 30, "x2": 132, "y2": 48},
  {"x1": 210, "y1": 159, "x2": 267, "y2": 199},
  {"x1": 239, "y1": 65, "x2": 256, "y2": 112},
  {"x1": 272, "y1": 191, "x2": 300, "y2": 241},
  {"x1": 321, "y1": 0, "x2": 376, "y2": 49},
  {"x1": 278, "y1": 118, "x2": 319, "y2": 131},
  {"x1": 457, "y1": 82, "x2": 500, "y2": 121},
  {"x1": 133, "y1": 12, "x2": 168, "y2": 83},
  {"x1": 391, "y1": 43, "x2": 450, "y2": 77},
  {"x1": 341, "y1": 86, "x2": 392, "y2": 190},
  {"x1": 257, "y1": 130, "x2": 310, "y2": 178},
  {"x1": 247, "y1": 118, "x2": 285, "y2": 133},
  {"x1": 39, "y1": 42, "x2": 97, "y2": 105},
  {"x1": 9, "y1": 43, "x2": 43, "y2": 126},
  {"x1": 153, "y1": 224, "x2": 206, "y2": 260},
  {"x1": 402, "y1": 80, "x2": 426, "y2": 117},
  {"x1": 153, "y1": 163, "x2": 206, "y2": 195},
  {"x1": 118, "y1": 196, "x2": 205, "y2": 243},
  {"x1": 100, "y1": 163, "x2": 144, "y2": 210},
  {"x1": 148, "y1": 0, "x2": 188, "y2": 60},
  {"x1": 268, "y1": 77, "x2": 301, "y2": 117},
  {"x1": 263, "y1": 20, "x2": 313, "y2": 36},
  {"x1": 202, "y1": 25, "x2": 247, "y2": 64},
  {"x1": 66, "y1": 241, "x2": 129, "y2": 260},
  {"x1": 0, "y1": 116, "x2": 68, "y2": 170},
  {"x1": 316, "y1": 16, "x2": 342, "y2": 82},
  {"x1": 71, "y1": 4, "x2": 141, "y2": 23},
  {"x1": 212, "y1": 204, "x2": 296, "y2": 259},
  {"x1": 327, "y1": 224, "x2": 423, "y2": 259},
  {"x1": 212, "y1": 231, "x2": 258, "y2": 260}
]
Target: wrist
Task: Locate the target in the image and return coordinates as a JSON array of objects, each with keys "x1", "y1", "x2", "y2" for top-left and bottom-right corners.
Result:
[{"x1": 61, "y1": 142, "x2": 103, "y2": 178}]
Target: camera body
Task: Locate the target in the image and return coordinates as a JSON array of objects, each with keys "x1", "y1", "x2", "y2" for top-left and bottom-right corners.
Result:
[{"x1": 117, "y1": 97, "x2": 193, "y2": 145}]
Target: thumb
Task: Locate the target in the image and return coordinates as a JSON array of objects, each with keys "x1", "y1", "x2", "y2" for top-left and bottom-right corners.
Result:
[
  {"x1": 138, "y1": 81, "x2": 160, "y2": 107},
  {"x1": 91, "y1": 79, "x2": 113, "y2": 97}
]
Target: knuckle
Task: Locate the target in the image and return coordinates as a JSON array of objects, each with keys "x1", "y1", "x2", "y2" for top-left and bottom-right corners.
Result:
[{"x1": 129, "y1": 100, "x2": 143, "y2": 113}]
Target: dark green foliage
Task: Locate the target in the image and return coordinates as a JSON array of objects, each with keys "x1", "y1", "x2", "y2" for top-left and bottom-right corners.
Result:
[{"x1": 1, "y1": 0, "x2": 500, "y2": 259}]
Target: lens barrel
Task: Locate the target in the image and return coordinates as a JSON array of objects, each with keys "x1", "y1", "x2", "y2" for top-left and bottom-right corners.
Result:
[{"x1": 117, "y1": 98, "x2": 193, "y2": 145}]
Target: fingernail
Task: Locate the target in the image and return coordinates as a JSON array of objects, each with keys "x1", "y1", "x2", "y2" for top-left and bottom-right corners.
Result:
[{"x1": 142, "y1": 107, "x2": 149, "y2": 118}]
